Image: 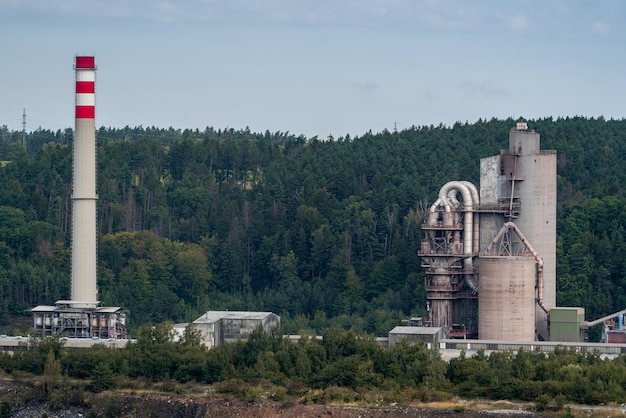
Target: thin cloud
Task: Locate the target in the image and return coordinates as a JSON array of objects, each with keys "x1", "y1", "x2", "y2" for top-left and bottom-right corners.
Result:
[
  {"x1": 3, "y1": 0, "x2": 613, "y2": 40},
  {"x1": 592, "y1": 21, "x2": 610, "y2": 34},
  {"x1": 0, "y1": 0, "x2": 523, "y2": 30},
  {"x1": 460, "y1": 79, "x2": 510, "y2": 101},
  {"x1": 352, "y1": 81, "x2": 379, "y2": 92},
  {"x1": 508, "y1": 14, "x2": 528, "y2": 30}
]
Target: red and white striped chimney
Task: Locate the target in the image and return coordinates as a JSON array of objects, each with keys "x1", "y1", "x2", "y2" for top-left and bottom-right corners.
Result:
[
  {"x1": 75, "y1": 56, "x2": 95, "y2": 118},
  {"x1": 71, "y1": 56, "x2": 99, "y2": 306}
]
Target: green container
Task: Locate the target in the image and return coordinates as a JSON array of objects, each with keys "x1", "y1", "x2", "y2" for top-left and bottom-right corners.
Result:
[{"x1": 550, "y1": 307, "x2": 584, "y2": 342}]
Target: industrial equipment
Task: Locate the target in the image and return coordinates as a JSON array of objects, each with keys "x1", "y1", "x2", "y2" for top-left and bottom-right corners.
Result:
[{"x1": 421, "y1": 124, "x2": 557, "y2": 341}]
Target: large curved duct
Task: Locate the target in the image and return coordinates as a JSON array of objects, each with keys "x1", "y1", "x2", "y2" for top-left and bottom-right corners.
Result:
[
  {"x1": 446, "y1": 190, "x2": 459, "y2": 207},
  {"x1": 460, "y1": 181, "x2": 480, "y2": 292},
  {"x1": 430, "y1": 181, "x2": 479, "y2": 293},
  {"x1": 436, "y1": 181, "x2": 473, "y2": 254},
  {"x1": 429, "y1": 198, "x2": 449, "y2": 213},
  {"x1": 460, "y1": 181, "x2": 480, "y2": 254},
  {"x1": 485, "y1": 222, "x2": 549, "y2": 315}
]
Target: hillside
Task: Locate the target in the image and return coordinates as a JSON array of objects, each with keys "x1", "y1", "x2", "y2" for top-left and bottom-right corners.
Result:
[{"x1": 0, "y1": 117, "x2": 624, "y2": 335}]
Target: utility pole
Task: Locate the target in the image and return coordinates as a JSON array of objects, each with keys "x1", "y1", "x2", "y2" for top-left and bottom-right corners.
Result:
[{"x1": 22, "y1": 108, "x2": 26, "y2": 152}]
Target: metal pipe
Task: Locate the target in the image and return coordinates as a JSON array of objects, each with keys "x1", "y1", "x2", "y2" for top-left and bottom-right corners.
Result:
[
  {"x1": 509, "y1": 156, "x2": 518, "y2": 211},
  {"x1": 461, "y1": 181, "x2": 480, "y2": 253},
  {"x1": 429, "y1": 198, "x2": 450, "y2": 213},
  {"x1": 582, "y1": 308, "x2": 626, "y2": 329},
  {"x1": 433, "y1": 181, "x2": 479, "y2": 293},
  {"x1": 437, "y1": 181, "x2": 473, "y2": 255},
  {"x1": 462, "y1": 181, "x2": 479, "y2": 292},
  {"x1": 447, "y1": 190, "x2": 459, "y2": 207}
]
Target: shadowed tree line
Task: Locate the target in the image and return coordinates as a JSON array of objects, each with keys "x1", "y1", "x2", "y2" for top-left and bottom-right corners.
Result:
[{"x1": 1, "y1": 329, "x2": 625, "y2": 410}]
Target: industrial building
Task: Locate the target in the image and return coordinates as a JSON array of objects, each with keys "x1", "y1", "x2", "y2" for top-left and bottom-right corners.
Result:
[
  {"x1": 32, "y1": 302, "x2": 127, "y2": 339},
  {"x1": 31, "y1": 56, "x2": 127, "y2": 339},
  {"x1": 419, "y1": 122, "x2": 626, "y2": 344},
  {"x1": 420, "y1": 123, "x2": 556, "y2": 341},
  {"x1": 388, "y1": 326, "x2": 449, "y2": 348},
  {"x1": 191, "y1": 311, "x2": 280, "y2": 348}
]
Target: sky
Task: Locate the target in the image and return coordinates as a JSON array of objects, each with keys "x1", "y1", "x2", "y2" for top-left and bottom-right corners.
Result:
[{"x1": 0, "y1": 0, "x2": 624, "y2": 139}]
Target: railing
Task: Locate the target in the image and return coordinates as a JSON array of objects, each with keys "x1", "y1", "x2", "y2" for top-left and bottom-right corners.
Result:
[
  {"x1": 438, "y1": 339, "x2": 626, "y2": 355},
  {"x1": 477, "y1": 202, "x2": 521, "y2": 212}
]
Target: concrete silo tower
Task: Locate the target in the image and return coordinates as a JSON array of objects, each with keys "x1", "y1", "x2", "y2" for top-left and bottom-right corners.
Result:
[{"x1": 479, "y1": 124, "x2": 556, "y2": 340}]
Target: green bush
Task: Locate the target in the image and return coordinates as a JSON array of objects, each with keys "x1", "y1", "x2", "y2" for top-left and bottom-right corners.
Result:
[
  {"x1": 159, "y1": 379, "x2": 178, "y2": 393},
  {"x1": 286, "y1": 381, "x2": 309, "y2": 397},
  {"x1": 534, "y1": 393, "x2": 551, "y2": 411},
  {"x1": 270, "y1": 386, "x2": 288, "y2": 402},
  {"x1": 0, "y1": 399, "x2": 11, "y2": 418},
  {"x1": 303, "y1": 389, "x2": 325, "y2": 405},
  {"x1": 213, "y1": 379, "x2": 248, "y2": 398},
  {"x1": 323, "y1": 386, "x2": 359, "y2": 404},
  {"x1": 554, "y1": 394, "x2": 567, "y2": 411}
]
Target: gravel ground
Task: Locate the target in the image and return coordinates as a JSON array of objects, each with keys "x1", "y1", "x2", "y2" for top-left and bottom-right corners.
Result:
[{"x1": 0, "y1": 379, "x2": 556, "y2": 418}]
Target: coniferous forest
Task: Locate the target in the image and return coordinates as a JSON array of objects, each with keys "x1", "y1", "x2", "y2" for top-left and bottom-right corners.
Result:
[
  {"x1": 2, "y1": 117, "x2": 626, "y2": 412},
  {"x1": 0, "y1": 117, "x2": 625, "y2": 335}
]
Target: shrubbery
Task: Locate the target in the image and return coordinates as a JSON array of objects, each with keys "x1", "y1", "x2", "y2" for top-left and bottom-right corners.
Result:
[{"x1": 2, "y1": 330, "x2": 626, "y2": 410}]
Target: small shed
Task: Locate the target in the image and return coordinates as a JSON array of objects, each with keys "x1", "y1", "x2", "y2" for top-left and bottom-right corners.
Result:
[{"x1": 388, "y1": 326, "x2": 449, "y2": 349}]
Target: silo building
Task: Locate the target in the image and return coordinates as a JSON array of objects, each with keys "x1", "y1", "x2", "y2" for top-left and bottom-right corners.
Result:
[{"x1": 421, "y1": 123, "x2": 556, "y2": 341}]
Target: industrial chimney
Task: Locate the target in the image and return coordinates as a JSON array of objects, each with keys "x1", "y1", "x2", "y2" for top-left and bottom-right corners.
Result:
[
  {"x1": 31, "y1": 56, "x2": 126, "y2": 339},
  {"x1": 71, "y1": 56, "x2": 99, "y2": 307}
]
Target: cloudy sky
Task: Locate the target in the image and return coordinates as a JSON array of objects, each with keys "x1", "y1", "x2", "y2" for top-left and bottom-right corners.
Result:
[{"x1": 0, "y1": 0, "x2": 624, "y2": 138}]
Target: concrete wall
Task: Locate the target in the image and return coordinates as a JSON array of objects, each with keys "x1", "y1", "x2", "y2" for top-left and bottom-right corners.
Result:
[
  {"x1": 479, "y1": 155, "x2": 508, "y2": 251},
  {"x1": 479, "y1": 256, "x2": 537, "y2": 341}
]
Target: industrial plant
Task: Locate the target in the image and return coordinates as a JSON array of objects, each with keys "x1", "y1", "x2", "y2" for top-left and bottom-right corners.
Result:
[
  {"x1": 24, "y1": 57, "x2": 626, "y2": 350},
  {"x1": 420, "y1": 123, "x2": 625, "y2": 344},
  {"x1": 31, "y1": 56, "x2": 127, "y2": 340},
  {"x1": 420, "y1": 123, "x2": 554, "y2": 340}
]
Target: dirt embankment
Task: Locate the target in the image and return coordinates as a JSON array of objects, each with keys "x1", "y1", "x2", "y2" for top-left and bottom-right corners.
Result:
[
  {"x1": 0, "y1": 380, "x2": 559, "y2": 417},
  {"x1": 11, "y1": 395, "x2": 545, "y2": 418}
]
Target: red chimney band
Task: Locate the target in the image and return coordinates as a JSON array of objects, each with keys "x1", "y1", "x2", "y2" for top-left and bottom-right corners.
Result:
[
  {"x1": 76, "y1": 106, "x2": 95, "y2": 119},
  {"x1": 75, "y1": 56, "x2": 95, "y2": 69},
  {"x1": 76, "y1": 81, "x2": 95, "y2": 94}
]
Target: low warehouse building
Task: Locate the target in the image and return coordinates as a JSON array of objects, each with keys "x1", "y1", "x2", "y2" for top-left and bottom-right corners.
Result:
[
  {"x1": 192, "y1": 311, "x2": 280, "y2": 348},
  {"x1": 388, "y1": 326, "x2": 449, "y2": 348}
]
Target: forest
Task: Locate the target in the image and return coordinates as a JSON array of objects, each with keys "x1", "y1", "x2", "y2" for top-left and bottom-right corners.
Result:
[{"x1": 0, "y1": 116, "x2": 625, "y2": 337}]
